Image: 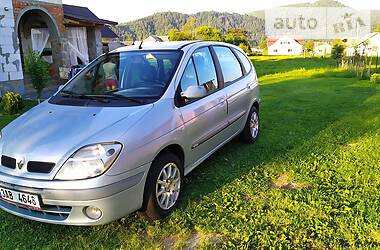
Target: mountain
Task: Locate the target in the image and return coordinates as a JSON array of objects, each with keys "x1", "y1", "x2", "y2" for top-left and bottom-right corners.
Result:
[
  {"x1": 249, "y1": 0, "x2": 347, "y2": 19},
  {"x1": 115, "y1": 11, "x2": 265, "y2": 45},
  {"x1": 285, "y1": 0, "x2": 346, "y2": 7},
  {"x1": 114, "y1": 0, "x2": 379, "y2": 45}
]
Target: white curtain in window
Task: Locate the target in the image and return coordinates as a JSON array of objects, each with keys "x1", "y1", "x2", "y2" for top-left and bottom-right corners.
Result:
[
  {"x1": 67, "y1": 27, "x2": 89, "y2": 66},
  {"x1": 31, "y1": 28, "x2": 50, "y2": 55}
]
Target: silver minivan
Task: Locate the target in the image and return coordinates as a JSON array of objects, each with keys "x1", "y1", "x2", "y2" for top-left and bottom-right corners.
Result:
[{"x1": 0, "y1": 41, "x2": 260, "y2": 225}]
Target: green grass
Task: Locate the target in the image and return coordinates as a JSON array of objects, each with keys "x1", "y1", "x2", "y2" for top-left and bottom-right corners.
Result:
[
  {"x1": 1, "y1": 59, "x2": 380, "y2": 249},
  {"x1": 251, "y1": 55, "x2": 336, "y2": 76},
  {"x1": 0, "y1": 100, "x2": 37, "y2": 128}
]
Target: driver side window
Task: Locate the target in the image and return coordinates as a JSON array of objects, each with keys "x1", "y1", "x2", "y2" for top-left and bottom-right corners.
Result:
[
  {"x1": 179, "y1": 47, "x2": 218, "y2": 104},
  {"x1": 180, "y1": 59, "x2": 198, "y2": 92}
]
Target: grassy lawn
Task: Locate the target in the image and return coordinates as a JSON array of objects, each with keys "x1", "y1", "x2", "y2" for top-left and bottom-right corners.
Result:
[
  {"x1": 251, "y1": 55, "x2": 336, "y2": 76},
  {"x1": 1, "y1": 57, "x2": 380, "y2": 249}
]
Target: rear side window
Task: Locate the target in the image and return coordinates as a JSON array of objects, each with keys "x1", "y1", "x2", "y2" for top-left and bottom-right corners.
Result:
[
  {"x1": 213, "y1": 46, "x2": 243, "y2": 84},
  {"x1": 234, "y1": 49, "x2": 252, "y2": 74}
]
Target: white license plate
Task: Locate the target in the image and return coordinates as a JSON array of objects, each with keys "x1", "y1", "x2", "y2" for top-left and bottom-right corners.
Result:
[{"x1": 0, "y1": 187, "x2": 41, "y2": 210}]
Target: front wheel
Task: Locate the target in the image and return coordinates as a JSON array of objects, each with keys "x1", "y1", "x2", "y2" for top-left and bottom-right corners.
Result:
[
  {"x1": 240, "y1": 105, "x2": 260, "y2": 144},
  {"x1": 141, "y1": 152, "x2": 183, "y2": 221}
]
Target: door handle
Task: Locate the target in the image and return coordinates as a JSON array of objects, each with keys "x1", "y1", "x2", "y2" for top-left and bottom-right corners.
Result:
[
  {"x1": 218, "y1": 98, "x2": 225, "y2": 105},
  {"x1": 247, "y1": 82, "x2": 257, "y2": 90}
]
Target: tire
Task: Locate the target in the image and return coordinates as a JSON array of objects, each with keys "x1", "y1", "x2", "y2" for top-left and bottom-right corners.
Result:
[
  {"x1": 240, "y1": 105, "x2": 260, "y2": 144},
  {"x1": 140, "y1": 152, "x2": 184, "y2": 221}
]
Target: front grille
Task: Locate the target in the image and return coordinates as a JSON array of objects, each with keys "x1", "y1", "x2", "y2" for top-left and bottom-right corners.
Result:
[
  {"x1": 27, "y1": 161, "x2": 55, "y2": 174},
  {"x1": 0, "y1": 200, "x2": 71, "y2": 221},
  {"x1": 1, "y1": 156, "x2": 16, "y2": 169}
]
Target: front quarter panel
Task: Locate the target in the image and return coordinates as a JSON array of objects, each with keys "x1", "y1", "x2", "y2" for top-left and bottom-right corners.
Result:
[{"x1": 106, "y1": 98, "x2": 184, "y2": 176}]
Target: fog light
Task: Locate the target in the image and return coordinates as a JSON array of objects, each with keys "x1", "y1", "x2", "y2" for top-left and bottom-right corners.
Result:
[{"x1": 84, "y1": 206, "x2": 102, "y2": 220}]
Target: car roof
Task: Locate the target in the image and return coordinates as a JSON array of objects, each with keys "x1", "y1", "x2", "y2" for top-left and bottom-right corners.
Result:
[
  {"x1": 113, "y1": 41, "x2": 200, "y2": 52},
  {"x1": 112, "y1": 40, "x2": 242, "y2": 53}
]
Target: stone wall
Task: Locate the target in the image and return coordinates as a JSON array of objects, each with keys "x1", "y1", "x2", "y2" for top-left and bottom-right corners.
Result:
[
  {"x1": 0, "y1": 0, "x2": 24, "y2": 95},
  {"x1": 12, "y1": 0, "x2": 65, "y2": 33}
]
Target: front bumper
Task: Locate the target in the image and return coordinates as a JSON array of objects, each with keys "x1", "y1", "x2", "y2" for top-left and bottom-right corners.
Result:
[{"x1": 0, "y1": 166, "x2": 149, "y2": 226}]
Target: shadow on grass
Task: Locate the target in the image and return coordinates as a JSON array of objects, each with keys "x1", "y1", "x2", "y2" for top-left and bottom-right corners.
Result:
[{"x1": 0, "y1": 77, "x2": 378, "y2": 249}]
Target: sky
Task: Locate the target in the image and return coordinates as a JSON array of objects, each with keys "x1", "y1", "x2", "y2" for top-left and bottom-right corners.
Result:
[{"x1": 62, "y1": 0, "x2": 380, "y2": 23}]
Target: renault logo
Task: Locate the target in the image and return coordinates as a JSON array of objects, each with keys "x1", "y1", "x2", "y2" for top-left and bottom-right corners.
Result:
[{"x1": 17, "y1": 159, "x2": 25, "y2": 170}]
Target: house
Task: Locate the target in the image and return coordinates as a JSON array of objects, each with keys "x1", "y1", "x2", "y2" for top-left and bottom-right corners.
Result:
[
  {"x1": 144, "y1": 35, "x2": 169, "y2": 43},
  {"x1": 351, "y1": 32, "x2": 380, "y2": 56},
  {"x1": 101, "y1": 26, "x2": 119, "y2": 42},
  {"x1": 0, "y1": 0, "x2": 117, "y2": 95},
  {"x1": 267, "y1": 37, "x2": 304, "y2": 56},
  {"x1": 313, "y1": 42, "x2": 332, "y2": 56}
]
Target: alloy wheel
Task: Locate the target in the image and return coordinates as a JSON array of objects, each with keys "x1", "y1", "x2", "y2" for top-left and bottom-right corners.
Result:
[{"x1": 155, "y1": 163, "x2": 181, "y2": 210}]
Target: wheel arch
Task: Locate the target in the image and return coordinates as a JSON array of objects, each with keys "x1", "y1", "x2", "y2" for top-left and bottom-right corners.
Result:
[
  {"x1": 252, "y1": 100, "x2": 260, "y2": 112},
  {"x1": 140, "y1": 143, "x2": 185, "y2": 212}
]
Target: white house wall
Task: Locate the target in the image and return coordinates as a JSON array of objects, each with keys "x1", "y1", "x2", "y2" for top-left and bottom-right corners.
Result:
[
  {"x1": 0, "y1": 0, "x2": 24, "y2": 94},
  {"x1": 268, "y1": 38, "x2": 303, "y2": 56}
]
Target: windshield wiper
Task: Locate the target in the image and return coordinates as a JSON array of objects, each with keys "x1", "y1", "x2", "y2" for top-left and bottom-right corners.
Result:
[
  {"x1": 60, "y1": 91, "x2": 110, "y2": 104},
  {"x1": 96, "y1": 93, "x2": 145, "y2": 104},
  {"x1": 60, "y1": 90, "x2": 144, "y2": 104}
]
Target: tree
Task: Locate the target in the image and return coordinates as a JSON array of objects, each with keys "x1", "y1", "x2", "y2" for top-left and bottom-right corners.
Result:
[
  {"x1": 332, "y1": 39, "x2": 344, "y2": 46},
  {"x1": 331, "y1": 43, "x2": 345, "y2": 67},
  {"x1": 168, "y1": 29, "x2": 194, "y2": 41},
  {"x1": 224, "y1": 28, "x2": 249, "y2": 46},
  {"x1": 224, "y1": 28, "x2": 252, "y2": 53},
  {"x1": 304, "y1": 40, "x2": 315, "y2": 56},
  {"x1": 24, "y1": 50, "x2": 50, "y2": 101},
  {"x1": 259, "y1": 38, "x2": 267, "y2": 50},
  {"x1": 195, "y1": 25, "x2": 222, "y2": 41},
  {"x1": 238, "y1": 43, "x2": 251, "y2": 55},
  {"x1": 181, "y1": 17, "x2": 197, "y2": 38},
  {"x1": 168, "y1": 17, "x2": 197, "y2": 41},
  {"x1": 375, "y1": 24, "x2": 380, "y2": 33}
]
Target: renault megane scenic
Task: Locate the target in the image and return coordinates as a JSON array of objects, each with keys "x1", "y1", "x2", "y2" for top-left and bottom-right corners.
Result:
[{"x1": 0, "y1": 41, "x2": 260, "y2": 225}]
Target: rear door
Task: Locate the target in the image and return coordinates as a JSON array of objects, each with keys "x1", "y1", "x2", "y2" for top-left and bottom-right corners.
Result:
[
  {"x1": 177, "y1": 47, "x2": 228, "y2": 167},
  {"x1": 212, "y1": 46, "x2": 251, "y2": 136}
]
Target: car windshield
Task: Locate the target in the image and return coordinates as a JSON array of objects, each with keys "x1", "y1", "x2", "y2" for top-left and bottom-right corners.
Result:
[{"x1": 57, "y1": 50, "x2": 182, "y2": 104}]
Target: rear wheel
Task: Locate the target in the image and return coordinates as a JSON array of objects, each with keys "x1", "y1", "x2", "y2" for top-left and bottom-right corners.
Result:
[
  {"x1": 141, "y1": 152, "x2": 183, "y2": 220},
  {"x1": 240, "y1": 105, "x2": 260, "y2": 143}
]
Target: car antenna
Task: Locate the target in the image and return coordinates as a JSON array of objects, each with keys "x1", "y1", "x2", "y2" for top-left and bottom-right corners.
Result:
[{"x1": 138, "y1": 38, "x2": 143, "y2": 49}]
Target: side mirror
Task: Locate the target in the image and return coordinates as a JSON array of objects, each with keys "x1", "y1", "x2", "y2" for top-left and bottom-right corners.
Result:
[{"x1": 181, "y1": 85, "x2": 207, "y2": 100}]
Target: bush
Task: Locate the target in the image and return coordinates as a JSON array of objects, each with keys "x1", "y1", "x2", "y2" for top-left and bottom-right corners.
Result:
[
  {"x1": 1, "y1": 92, "x2": 23, "y2": 115},
  {"x1": 331, "y1": 43, "x2": 345, "y2": 66},
  {"x1": 238, "y1": 43, "x2": 251, "y2": 55},
  {"x1": 24, "y1": 49, "x2": 50, "y2": 100},
  {"x1": 370, "y1": 73, "x2": 380, "y2": 84}
]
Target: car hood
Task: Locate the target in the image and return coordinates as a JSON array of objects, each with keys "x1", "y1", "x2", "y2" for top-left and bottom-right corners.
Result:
[{"x1": 0, "y1": 101, "x2": 153, "y2": 179}]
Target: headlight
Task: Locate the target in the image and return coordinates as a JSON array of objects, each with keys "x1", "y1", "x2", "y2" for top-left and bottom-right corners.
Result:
[{"x1": 55, "y1": 143, "x2": 122, "y2": 180}]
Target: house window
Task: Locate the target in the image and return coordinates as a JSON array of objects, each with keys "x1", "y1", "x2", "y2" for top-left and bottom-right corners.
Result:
[
  {"x1": 288, "y1": 49, "x2": 292, "y2": 52},
  {"x1": 274, "y1": 49, "x2": 278, "y2": 52}
]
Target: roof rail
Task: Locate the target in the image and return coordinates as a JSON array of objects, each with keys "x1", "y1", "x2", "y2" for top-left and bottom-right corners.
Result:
[{"x1": 178, "y1": 40, "x2": 203, "y2": 50}]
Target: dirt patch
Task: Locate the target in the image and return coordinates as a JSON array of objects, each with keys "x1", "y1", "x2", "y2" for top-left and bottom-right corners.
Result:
[{"x1": 270, "y1": 173, "x2": 307, "y2": 190}]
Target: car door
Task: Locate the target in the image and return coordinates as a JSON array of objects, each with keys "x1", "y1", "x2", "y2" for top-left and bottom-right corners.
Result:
[
  {"x1": 177, "y1": 47, "x2": 228, "y2": 168},
  {"x1": 212, "y1": 46, "x2": 251, "y2": 136}
]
